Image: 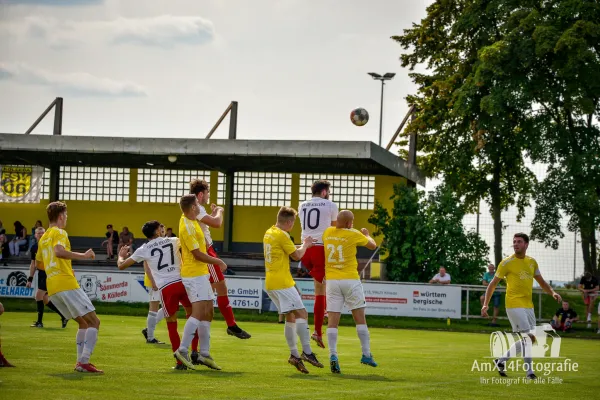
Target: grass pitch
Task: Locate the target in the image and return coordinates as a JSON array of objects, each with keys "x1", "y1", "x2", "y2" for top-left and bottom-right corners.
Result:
[{"x1": 1, "y1": 312, "x2": 599, "y2": 400}]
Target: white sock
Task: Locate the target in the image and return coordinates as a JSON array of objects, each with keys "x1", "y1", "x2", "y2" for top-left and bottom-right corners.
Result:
[
  {"x1": 147, "y1": 311, "x2": 157, "y2": 340},
  {"x1": 285, "y1": 322, "x2": 300, "y2": 358},
  {"x1": 500, "y1": 336, "x2": 524, "y2": 363},
  {"x1": 327, "y1": 328, "x2": 338, "y2": 357},
  {"x1": 198, "y1": 321, "x2": 211, "y2": 357},
  {"x1": 356, "y1": 324, "x2": 371, "y2": 357},
  {"x1": 179, "y1": 317, "x2": 200, "y2": 353},
  {"x1": 80, "y1": 328, "x2": 98, "y2": 364},
  {"x1": 76, "y1": 329, "x2": 86, "y2": 363},
  {"x1": 295, "y1": 318, "x2": 312, "y2": 355},
  {"x1": 155, "y1": 308, "x2": 165, "y2": 324}
]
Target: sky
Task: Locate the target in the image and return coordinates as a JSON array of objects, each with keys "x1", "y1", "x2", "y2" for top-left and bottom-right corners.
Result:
[
  {"x1": 0, "y1": 0, "x2": 430, "y2": 143},
  {"x1": 0, "y1": 0, "x2": 587, "y2": 282}
]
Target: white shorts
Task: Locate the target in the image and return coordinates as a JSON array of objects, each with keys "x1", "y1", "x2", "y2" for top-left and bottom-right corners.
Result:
[
  {"x1": 49, "y1": 288, "x2": 96, "y2": 320},
  {"x1": 148, "y1": 288, "x2": 161, "y2": 302},
  {"x1": 182, "y1": 275, "x2": 215, "y2": 303},
  {"x1": 326, "y1": 279, "x2": 366, "y2": 313},
  {"x1": 267, "y1": 286, "x2": 304, "y2": 314},
  {"x1": 506, "y1": 308, "x2": 536, "y2": 333}
]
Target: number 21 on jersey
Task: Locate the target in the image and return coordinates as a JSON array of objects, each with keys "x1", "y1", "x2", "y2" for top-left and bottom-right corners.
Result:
[{"x1": 327, "y1": 244, "x2": 344, "y2": 264}]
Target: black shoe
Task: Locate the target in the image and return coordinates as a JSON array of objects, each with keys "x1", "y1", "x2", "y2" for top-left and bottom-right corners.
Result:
[
  {"x1": 30, "y1": 321, "x2": 43, "y2": 328},
  {"x1": 494, "y1": 359, "x2": 507, "y2": 377},
  {"x1": 527, "y1": 373, "x2": 537, "y2": 380},
  {"x1": 227, "y1": 325, "x2": 251, "y2": 339},
  {"x1": 61, "y1": 318, "x2": 69, "y2": 329},
  {"x1": 146, "y1": 338, "x2": 165, "y2": 344},
  {"x1": 173, "y1": 363, "x2": 188, "y2": 370},
  {"x1": 142, "y1": 328, "x2": 148, "y2": 340},
  {"x1": 191, "y1": 351, "x2": 200, "y2": 365},
  {"x1": 301, "y1": 352, "x2": 324, "y2": 368}
]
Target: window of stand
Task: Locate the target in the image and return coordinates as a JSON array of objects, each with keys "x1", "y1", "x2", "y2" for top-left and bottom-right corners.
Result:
[
  {"x1": 233, "y1": 172, "x2": 292, "y2": 206},
  {"x1": 137, "y1": 169, "x2": 211, "y2": 203},
  {"x1": 299, "y1": 174, "x2": 375, "y2": 210}
]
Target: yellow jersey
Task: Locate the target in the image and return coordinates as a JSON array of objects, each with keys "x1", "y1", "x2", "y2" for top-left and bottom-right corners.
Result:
[
  {"x1": 35, "y1": 226, "x2": 79, "y2": 296},
  {"x1": 178, "y1": 214, "x2": 209, "y2": 278},
  {"x1": 323, "y1": 227, "x2": 369, "y2": 280},
  {"x1": 263, "y1": 226, "x2": 297, "y2": 291},
  {"x1": 495, "y1": 254, "x2": 540, "y2": 309}
]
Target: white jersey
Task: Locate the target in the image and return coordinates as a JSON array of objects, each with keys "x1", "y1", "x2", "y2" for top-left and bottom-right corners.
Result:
[
  {"x1": 130, "y1": 237, "x2": 182, "y2": 289},
  {"x1": 196, "y1": 206, "x2": 213, "y2": 246},
  {"x1": 299, "y1": 197, "x2": 338, "y2": 244}
]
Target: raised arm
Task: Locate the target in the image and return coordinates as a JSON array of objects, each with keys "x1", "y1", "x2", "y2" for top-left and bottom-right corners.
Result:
[
  {"x1": 117, "y1": 246, "x2": 137, "y2": 270},
  {"x1": 200, "y1": 204, "x2": 224, "y2": 228},
  {"x1": 360, "y1": 228, "x2": 377, "y2": 250},
  {"x1": 55, "y1": 245, "x2": 95, "y2": 261}
]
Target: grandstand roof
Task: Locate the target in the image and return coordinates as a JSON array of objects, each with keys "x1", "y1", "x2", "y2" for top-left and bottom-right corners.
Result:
[{"x1": 0, "y1": 133, "x2": 425, "y2": 186}]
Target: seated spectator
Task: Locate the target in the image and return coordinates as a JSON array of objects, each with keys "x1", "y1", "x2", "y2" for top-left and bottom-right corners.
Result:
[
  {"x1": 102, "y1": 224, "x2": 117, "y2": 260},
  {"x1": 26, "y1": 220, "x2": 43, "y2": 255},
  {"x1": 118, "y1": 226, "x2": 134, "y2": 254},
  {"x1": 0, "y1": 233, "x2": 8, "y2": 266},
  {"x1": 429, "y1": 267, "x2": 451, "y2": 284},
  {"x1": 578, "y1": 272, "x2": 599, "y2": 324},
  {"x1": 551, "y1": 301, "x2": 578, "y2": 332},
  {"x1": 480, "y1": 263, "x2": 500, "y2": 327},
  {"x1": 0, "y1": 220, "x2": 5, "y2": 235},
  {"x1": 166, "y1": 227, "x2": 176, "y2": 238},
  {"x1": 9, "y1": 221, "x2": 27, "y2": 256}
]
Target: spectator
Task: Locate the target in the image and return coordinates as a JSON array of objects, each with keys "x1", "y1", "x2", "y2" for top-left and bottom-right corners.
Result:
[
  {"x1": 0, "y1": 220, "x2": 5, "y2": 235},
  {"x1": 550, "y1": 301, "x2": 578, "y2": 332},
  {"x1": 9, "y1": 221, "x2": 27, "y2": 256},
  {"x1": 118, "y1": 226, "x2": 134, "y2": 254},
  {"x1": 103, "y1": 224, "x2": 117, "y2": 260},
  {"x1": 480, "y1": 263, "x2": 500, "y2": 327},
  {"x1": 26, "y1": 220, "x2": 43, "y2": 255},
  {"x1": 165, "y1": 227, "x2": 176, "y2": 238},
  {"x1": 578, "y1": 272, "x2": 599, "y2": 324},
  {"x1": 429, "y1": 267, "x2": 451, "y2": 284},
  {"x1": 0, "y1": 233, "x2": 7, "y2": 266}
]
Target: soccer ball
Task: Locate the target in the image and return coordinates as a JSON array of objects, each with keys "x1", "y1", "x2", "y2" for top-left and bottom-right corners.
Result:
[{"x1": 350, "y1": 108, "x2": 369, "y2": 126}]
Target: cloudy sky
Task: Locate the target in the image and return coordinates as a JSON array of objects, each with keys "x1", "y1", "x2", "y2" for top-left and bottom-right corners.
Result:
[{"x1": 1, "y1": 0, "x2": 430, "y2": 144}]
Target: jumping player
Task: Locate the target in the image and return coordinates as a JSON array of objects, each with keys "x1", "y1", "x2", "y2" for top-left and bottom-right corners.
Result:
[
  {"x1": 263, "y1": 206, "x2": 323, "y2": 373},
  {"x1": 482, "y1": 232, "x2": 562, "y2": 380},
  {"x1": 141, "y1": 224, "x2": 167, "y2": 344},
  {"x1": 298, "y1": 179, "x2": 338, "y2": 348},
  {"x1": 323, "y1": 210, "x2": 378, "y2": 374},
  {"x1": 36, "y1": 201, "x2": 102, "y2": 373},
  {"x1": 190, "y1": 179, "x2": 250, "y2": 339},
  {"x1": 117, "y1": 220, "x2": 192, "y2": 370},
  {"x1": 26, "y1": 226, "x2": 68, "y2": 328},
  {"x1": 175, "y1": 194, "x2": 227, "y2": 370}
]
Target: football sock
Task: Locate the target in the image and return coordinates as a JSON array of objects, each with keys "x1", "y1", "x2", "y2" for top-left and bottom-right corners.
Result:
[
  {"x1": 76, "y1": 329, "x2": 86, "y2": 362},
  {"x1": 146, "y1": 311, "x2": 157, "y2": 341},
  {"x1": 327, "y1": 328, "x2": 338, "y2": 357},
  {"x1": 179, "y1": 317, "x2": 200, "y2": 353},
  {"x1": 36, "y1": 300, "x2": 44, "y2": 324},
  {"x1": 314, "y1": 295, "x2": 326, "y2": 336},
  {"x1": 285, "y1": 322, "x2": 300, "y2": 358},
  {"x1": 356, "y1": 324, "x2": 371, "y2": 357},
  {"x1": 295, "y1": 318, "x2": 312, "y2": 354},
  {"x1": 155, "y1": 308, "x2": 165, "y2": 324},
  {"x1": 166, "y1": 321, "x2": 180, "y2": 353},
  {"x1": 198, "y1": 321, "x2": 211, "y2": 357},
  {"x1": 80, "y1": 328, "x2": 98, "y2": 364},
  {"x1": 217, "y1": 296, "x2": 236, "y2": 327}
]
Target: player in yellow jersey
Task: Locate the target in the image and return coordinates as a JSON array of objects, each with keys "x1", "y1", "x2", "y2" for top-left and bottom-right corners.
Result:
[
  {"x1": 263, "y1": 206, "x2": 324, "y2": 374},
  {"x1": 35, "y1": 201, "x2": 102, "y2": 373},
  {"x1": 323, "y1": 210, "x2": 377, "y2": 374},
  {"x1": 482, "y1": 232, "x2": 561, "y2": 380},
  {"x1": 174, "y1": 194, "x2": 228, "y2": 370}
]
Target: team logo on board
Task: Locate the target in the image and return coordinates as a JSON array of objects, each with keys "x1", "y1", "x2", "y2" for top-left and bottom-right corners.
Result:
[{"x1": 1, "y1": 165, "x2": 32, "y2": 198}]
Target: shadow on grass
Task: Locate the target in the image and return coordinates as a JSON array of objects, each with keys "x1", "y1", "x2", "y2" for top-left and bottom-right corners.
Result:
[
  {"x1": 171, "y1": 370, "x2": 245, "y2": 378},
  {"x1": 49, "y1": 373, "x2": 102, "y2": 380},
  {"x1": 333, "y1": 374, "x2": 393, "y2": 382},
  {"x1": 287, "y1": 373, "x2": 326, "y2": 380}
]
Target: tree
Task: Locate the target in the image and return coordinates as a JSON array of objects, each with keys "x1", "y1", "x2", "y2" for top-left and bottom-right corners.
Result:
[
  {"x1": 469, "y1": 0, "x2": 600, "y2": 275},
  {"x1": 392, "y1": 0, "x2": 538, "y2": 267},
  {"x1": 369, "y1": 183, "x2": 489, "y2": 284}
]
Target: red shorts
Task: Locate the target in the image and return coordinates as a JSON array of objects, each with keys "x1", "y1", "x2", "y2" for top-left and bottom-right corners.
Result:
[
  {"x1": 207, "y1": 245, "x2": 224, "y2": 283},
  {"x1": 301, "y1": 246, "x2": 325, "y2": 283},
  {"x1": 584, "y1": 293, "x2": 598, "y2": 305},
  {"x1": 160, "y1": 281, "x2": 191, "y2": 317}
]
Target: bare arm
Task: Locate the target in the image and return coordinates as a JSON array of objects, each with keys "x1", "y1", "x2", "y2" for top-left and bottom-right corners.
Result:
[
  {"x1": 54, "y1": 245, "x2": 95, "y2": 261},
  {"x1": 290, "y1": 236, "x2": 314, "y2": 261},
  {"x1": 534, "y1": 274, "x2": 562, "y2": 302},
  {"x1": 360, "y1": 228, "x2": 377, "y2": 250},
  {"x1": 26, "y1": 260, "x2": 36, "y2": 288},
  {"x1": 200, "y1": 213, "x2": 223, "y2": 229},
  {"x1": 482, "y1": 276, "x2": 502, "y2": 316},
  {"x1": 143, "y1": 261, "x2": 158, "y2": 290},
  {"x1": 117, "y1": 245, "x2": 136, "y2": 270},
  {"x1": 190, "y1": 249, "x2": 227, "y2": 271},
  {"x1": 440, "y1": 279, "x2": 451, "y2": 285}
]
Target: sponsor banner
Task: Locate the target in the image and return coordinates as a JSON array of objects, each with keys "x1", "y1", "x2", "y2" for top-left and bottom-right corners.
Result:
[
  {"x1": 0, "y1": 269, "x2": 36, "y2": 298},
  {"x1": 295, "y1": 279, "x2": 315, "y2": 311},
  {"x1": 0, "y1": 165, "x2": 44, "y2": 203},
  {"x1": 362, "y1": 282, "x2": 462, "y2": 319},
  {"x1": 214, "y1": 277, "x2": 262, "y2": 310}
]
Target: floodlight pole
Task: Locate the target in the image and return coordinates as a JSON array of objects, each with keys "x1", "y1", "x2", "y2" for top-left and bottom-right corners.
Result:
[{"x1": 368, "y1": 73, "x2": 395, "y2": 147}]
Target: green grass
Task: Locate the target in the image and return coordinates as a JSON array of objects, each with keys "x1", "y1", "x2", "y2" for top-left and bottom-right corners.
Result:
[{"x1": 1, "y1": 312, "x2": 599, "y2": 399}]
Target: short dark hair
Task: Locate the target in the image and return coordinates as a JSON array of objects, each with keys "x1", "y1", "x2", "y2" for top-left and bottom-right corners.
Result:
[
  {"x1": 142, "y1": 220, "x2": 161, "y2": 239},
  {"x1": 106, "y1": 224, "x2": 113, "y2": 229},
  {"x1": 180, "y1": 194, "x2": 198, "y2": 213},
  {"x1": 190, "y1": 179, "x2": 209, "y2": 195},
  {"x1": 311, "y1": 180, "x2": 331, "y2": 195},
  {"x1": 166, "y1": 227, "x2": 173, "y2": 231},
  {"x1": 47, "y1": 201, "x2": 67, "y2": 223},
  {"x1": 584, "y1": 271, "x2": 592, "y2": 280},
  {"x1": 513, "y1": 232, "x2": 530, "y2": 243}
]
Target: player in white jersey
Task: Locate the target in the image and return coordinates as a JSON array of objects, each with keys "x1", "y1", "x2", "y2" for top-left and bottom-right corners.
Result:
[
  {"x1": 298, "y1": 180, "x2": 339, "y2": 348},
  {"x1": 118, "y1": 220, "x2": 193, "y2": 370},
  {"x1": 190, "y1": 179, "x2": 251, "y2": 339}
]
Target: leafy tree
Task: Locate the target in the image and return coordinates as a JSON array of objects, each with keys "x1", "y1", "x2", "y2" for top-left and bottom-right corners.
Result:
[
  {"x1": 392, "y1": 0, "x2": 538, "y2": 267},
  {"x1": 369, "y1": 183, "x2": 489, "y2": 284}
]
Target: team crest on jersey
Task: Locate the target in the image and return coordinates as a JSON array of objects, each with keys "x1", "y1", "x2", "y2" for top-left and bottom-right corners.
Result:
[
  {"x1": 519, "y1": 270, "x2": 532, "y2": 280},
  {"x1": 1, "y1": 166, "x2": 32, "y2": 198}
]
